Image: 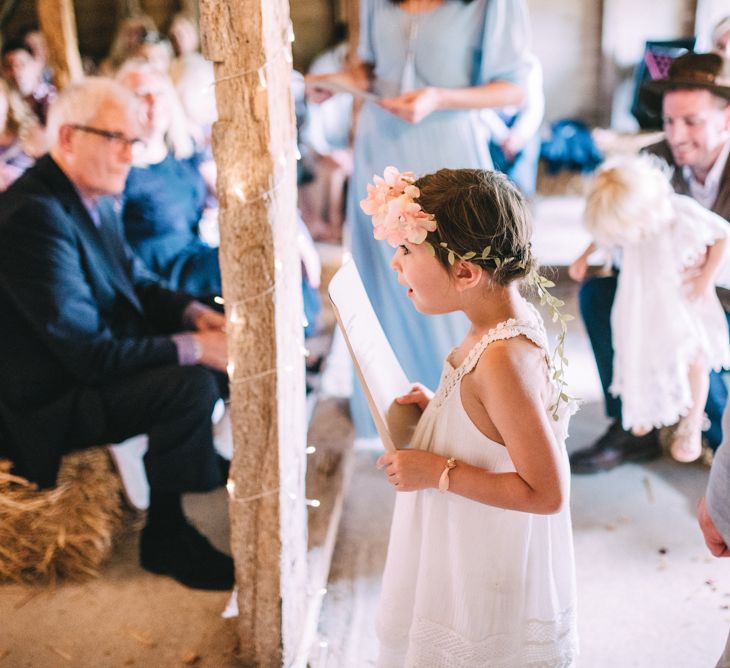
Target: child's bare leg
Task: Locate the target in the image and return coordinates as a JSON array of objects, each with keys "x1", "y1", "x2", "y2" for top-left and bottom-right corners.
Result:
[{"x1": 670, "y1": 359, "x2": 709, "y2": 463}]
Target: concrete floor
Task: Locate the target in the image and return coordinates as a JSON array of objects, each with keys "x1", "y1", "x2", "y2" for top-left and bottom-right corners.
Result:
[{"x1": 312, "y1": 276, "x2": 730, "y2": 668}]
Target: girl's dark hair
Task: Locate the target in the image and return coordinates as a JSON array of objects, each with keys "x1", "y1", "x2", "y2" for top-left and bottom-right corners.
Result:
[{"x1": 415, "y1": 168, "x2": 536, "y2": 285}]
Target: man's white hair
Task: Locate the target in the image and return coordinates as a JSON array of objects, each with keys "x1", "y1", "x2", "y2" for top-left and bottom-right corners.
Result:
[{"x1": 46, "y1": 76, "x2": 138, "y2": 148}]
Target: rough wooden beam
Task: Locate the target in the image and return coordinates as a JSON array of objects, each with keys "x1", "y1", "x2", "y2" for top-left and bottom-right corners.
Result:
[
  {"x1": 199, "y1": 0, "x2": 308, "y2": 665},
  {"x1": 179, "y1": 0, "x2": 200, "y2": 24},
  {"x1": 343, "y1": 0, "x2": 359, "y2": 69},
  {"x1": 36, "y1": 0, "x2": 83, "y2": 90}
]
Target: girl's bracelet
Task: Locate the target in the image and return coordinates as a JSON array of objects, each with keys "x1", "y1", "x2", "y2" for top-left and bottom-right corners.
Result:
[{"x1": 438, "y1": 457, "x2": 457, "y2": 493}]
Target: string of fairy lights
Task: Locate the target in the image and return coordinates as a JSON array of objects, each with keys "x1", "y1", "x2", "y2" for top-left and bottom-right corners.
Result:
[{"x1": 210, "y1": 22, "x2": 334, "y2": 645}]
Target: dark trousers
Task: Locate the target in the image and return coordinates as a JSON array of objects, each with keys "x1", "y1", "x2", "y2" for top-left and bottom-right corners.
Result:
[
  {"x1": 579, "y1": 275, "x2": 730, "y2": 449},
  {"x1": 67, "y1": 365, "x2": 223, "y2": 492}
]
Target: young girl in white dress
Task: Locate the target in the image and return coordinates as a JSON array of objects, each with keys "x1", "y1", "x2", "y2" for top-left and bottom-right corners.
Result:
[
  {"x1": 360, "y1": 166, "x2": 578, "y2": 667},
  {"x1": 571, "y1": 155, "x2": 730, "y2": 462}
]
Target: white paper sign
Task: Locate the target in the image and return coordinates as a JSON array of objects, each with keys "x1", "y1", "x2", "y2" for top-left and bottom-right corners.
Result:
[{"x1": 328, "y1": 259, "x2": 421, "y2": 451}]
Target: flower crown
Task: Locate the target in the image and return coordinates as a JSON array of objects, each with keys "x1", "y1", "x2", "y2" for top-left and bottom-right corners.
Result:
[{"x1": 360, "y1": 166, "x2": 575, "y2": 420}]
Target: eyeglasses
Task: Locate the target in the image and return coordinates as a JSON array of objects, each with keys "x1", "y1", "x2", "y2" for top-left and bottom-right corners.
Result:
[{"x1": 69, "y1": 124, "x2": 144, "y2": 151}]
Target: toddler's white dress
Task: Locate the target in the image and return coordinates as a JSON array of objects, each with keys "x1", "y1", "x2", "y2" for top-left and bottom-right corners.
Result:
[
  {"x1": 376, "y1": 313, "x2": 578, "y2": 668},
  {"x1": 610, "y1": 194, "x2": 730, "y2": 433}
]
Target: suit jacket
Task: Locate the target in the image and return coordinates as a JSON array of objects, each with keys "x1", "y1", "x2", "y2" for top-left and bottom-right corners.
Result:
[
  {"x1": 0, "y1": 155, "x2": 193, "y2": 487},
  {"x1": 645, "y1": 139, "x2": 730, "y2": 220}
]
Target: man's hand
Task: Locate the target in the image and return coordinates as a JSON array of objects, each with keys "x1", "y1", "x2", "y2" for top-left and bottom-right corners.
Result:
[
  {"x1": 192, "y1": 306, "x2": 225, "y2": 332},
  {"x1": 376, "y1": 449, "x2": 443, "y2": 492},
  {"x1": 698, "y1": 496, "x2": 730, "y2": 557},
  {"x1": 193, "y1": 330, "x2": 228, "y2": 372}
]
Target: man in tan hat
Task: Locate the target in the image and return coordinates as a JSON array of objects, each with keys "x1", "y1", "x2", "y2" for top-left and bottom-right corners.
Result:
[{"x1": 571, "y1": 52, "x2": 730, "y2": 473}]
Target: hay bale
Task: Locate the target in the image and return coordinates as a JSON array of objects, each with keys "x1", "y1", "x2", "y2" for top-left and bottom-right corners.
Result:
[{"x1": 0, "y1": 448, "x2": 123, "y2": 584}]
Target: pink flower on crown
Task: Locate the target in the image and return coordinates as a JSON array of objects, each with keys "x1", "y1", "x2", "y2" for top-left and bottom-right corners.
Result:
[{"x1": 360, "y1": 166, "x2": 437, "y2": 247}]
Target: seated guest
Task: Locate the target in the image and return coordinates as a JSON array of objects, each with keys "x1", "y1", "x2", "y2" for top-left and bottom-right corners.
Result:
[
  {"x1": 1, "y1": 39, "x2": 55, "y2": 125},
  {"x1": 168, "y1": 12, "x2": 217, "y2": 151},
  {"x1": 0, "y1": 78, "x2": 43, "y2": 190},
  {"x1": 132, "y1": 31, "x2": 174, "y2": 76},
  {"x1": 19, "y1": 23, "x2": 53, "y2": 84},
  {"x1": 299, "y1": 25, "x2": 353, "y2": 243},
  {"x1": 0, "y1": 77, "x2": 233, "y2": 590},
  {"x1": 116, "y1": 61, "x2": 221, "y2": 298}
]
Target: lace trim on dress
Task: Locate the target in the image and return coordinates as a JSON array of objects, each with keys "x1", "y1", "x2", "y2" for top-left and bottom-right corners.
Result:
[
  {"x1": 406, "y1": 607, "x2": 578, "y2": 668},
  {"x1": 433, "y1": 318, "x2": 549, "y2": 410}
]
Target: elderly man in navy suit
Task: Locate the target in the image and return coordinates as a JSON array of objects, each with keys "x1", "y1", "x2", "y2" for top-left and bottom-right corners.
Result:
[{"x1": 0, "y1": 77, "x2": 232, "y2": 590}]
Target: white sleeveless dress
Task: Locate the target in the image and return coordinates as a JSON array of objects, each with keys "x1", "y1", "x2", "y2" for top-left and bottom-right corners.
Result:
[
  {"x1": 376, "y1": 315, "x2": 578, "y2": 668},
  {"x1": 609, "y1": 194, "x2": 730, "y2": 433}
]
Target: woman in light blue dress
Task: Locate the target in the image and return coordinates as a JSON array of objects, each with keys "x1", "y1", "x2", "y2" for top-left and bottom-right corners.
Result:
[{"x1": 344, "y1": 0, "x2": 533, "y2": 436}]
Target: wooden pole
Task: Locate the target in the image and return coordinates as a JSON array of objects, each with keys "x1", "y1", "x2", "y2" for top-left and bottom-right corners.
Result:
[
  {"x1": 179, "y1": 0, "x2": 200, "y2": 24},
  {"x1": 36, "y1": 0, "x2": 83, "y2": 90},
  {"x1": 341, "y1": 0, "x2": 360, "y2": 69},
  {"x1": 116, "y1": 0, "x2": 142, "y2": 18},
  {"x1": 199, "y1": 1, "x2": 308, "y2": 665}
]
